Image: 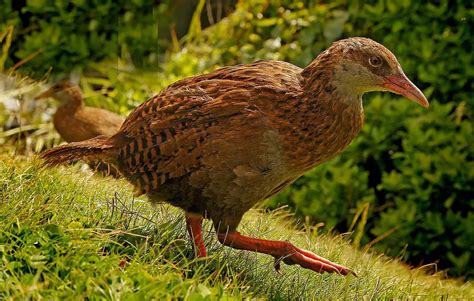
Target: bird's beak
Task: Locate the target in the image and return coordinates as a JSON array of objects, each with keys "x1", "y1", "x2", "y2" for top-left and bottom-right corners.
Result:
[
  {"x1": 34, "y1": 89, "x2": 53, "y2": 100},
  {"x1": 382, "y1": 72, "x2": 429, "y2": 108}
]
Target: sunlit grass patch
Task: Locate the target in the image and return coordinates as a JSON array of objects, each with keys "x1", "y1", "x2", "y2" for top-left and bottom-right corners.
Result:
[{"x1": 1, "y1": 153, "x2": 472, "y2": 299}]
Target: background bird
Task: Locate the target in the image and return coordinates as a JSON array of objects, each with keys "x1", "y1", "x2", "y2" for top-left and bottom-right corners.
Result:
[
  {"x1": 36, "y1": 81, "x2": 125, "y2": 177},
  {"x1": 41, "y1": 37, "x2": 428, "y2": 276}
]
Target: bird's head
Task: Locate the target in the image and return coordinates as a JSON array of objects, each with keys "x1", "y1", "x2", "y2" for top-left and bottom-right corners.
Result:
[
  {"x1": 35, "y1": 81, "x2": 83, "y2": 105},
  {"x1": 305, "y1": 37, "x2": 429, "y2": 108}
]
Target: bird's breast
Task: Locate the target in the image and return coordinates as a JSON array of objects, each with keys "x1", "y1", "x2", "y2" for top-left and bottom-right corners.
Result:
[{"x1": 278, "y1": 99, "x2": 364, "y2": 172}]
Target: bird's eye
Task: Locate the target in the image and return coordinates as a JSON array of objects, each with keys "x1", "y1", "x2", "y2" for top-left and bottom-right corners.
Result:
[{"x1": 369, "y1": 56, "x2": 382, "y2": 67}]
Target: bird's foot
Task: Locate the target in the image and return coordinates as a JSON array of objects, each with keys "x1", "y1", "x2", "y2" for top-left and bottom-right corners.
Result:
[
  {"x1": 217, "y1": 231, "x2": 356, "y2": 276},
  {"x1": 275, "y1": 244, "x2": 357, "y2": 276}
]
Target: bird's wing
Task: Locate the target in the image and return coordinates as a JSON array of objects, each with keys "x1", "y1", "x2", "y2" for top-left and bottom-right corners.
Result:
[
  {"x1": 114, "y1": 60, "x2": 303, "y2": 195},
  {"x1": 116, "y1": 88, "x2": 262, "y2": 194}
]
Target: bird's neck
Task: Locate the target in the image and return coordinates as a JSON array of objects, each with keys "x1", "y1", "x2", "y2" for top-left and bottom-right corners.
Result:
[
  {"x1": 277, "y1": 58, "x2": 365, "y2": 172},
  {"x1": 301, "y1": 47, "x2": 366, "y2": 110},
  {"x1": 57, "y1": 93, "x2": 84, "y2": 113}
]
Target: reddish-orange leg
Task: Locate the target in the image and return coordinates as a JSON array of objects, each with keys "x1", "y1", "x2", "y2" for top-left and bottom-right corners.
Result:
[
  {"x1": 185, "y1": 214, "x2": 207, "y2": 257},
  {"x1": 217, "y1": 231, "x2": 356, "y2": 276}
]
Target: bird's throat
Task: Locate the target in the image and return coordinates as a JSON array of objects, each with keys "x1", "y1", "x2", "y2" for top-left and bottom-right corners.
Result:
[{"x1": 282, "y1": 84, "x2": 364, "y2": 172}]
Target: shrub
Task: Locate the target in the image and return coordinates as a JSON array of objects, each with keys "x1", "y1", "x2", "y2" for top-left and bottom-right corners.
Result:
[
  {"x1": 346, "y1": 0, "x2": 473, "y2": 105},
  {"x1": 0, "y1": 0, "x2": 164, "y2": 76}
]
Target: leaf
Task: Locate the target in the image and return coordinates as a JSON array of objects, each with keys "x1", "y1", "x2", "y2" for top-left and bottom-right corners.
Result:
[
  {"x1": 323, "y1": 10, "x2": 349, "y2": 42},
  {"x1": 0, "y1": 25, "x2": 13, "y2": 72}
]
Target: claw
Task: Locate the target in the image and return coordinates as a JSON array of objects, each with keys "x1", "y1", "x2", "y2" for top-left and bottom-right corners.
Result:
[{"x1": 288, "y1": 246, "x2": 356, "y2": 275}]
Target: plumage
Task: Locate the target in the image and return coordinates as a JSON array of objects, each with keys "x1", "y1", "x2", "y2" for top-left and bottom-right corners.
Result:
[
  {"x1": 37, "y1": 81, "x2": 125, "y2": 177},
  {"x1": 41, "y1": 38, "x2": 428, "y2": 275}
]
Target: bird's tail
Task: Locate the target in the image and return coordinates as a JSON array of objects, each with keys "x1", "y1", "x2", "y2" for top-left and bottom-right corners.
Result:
[{"x1": 40, "y1": 135, "x2": 115, "y2": 166}]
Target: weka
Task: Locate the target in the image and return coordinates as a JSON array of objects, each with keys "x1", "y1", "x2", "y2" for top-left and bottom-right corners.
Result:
[
  {"x1": 36, "y1": 81, "x2": 125, "y2": 177},
  {"x1": 41, "y1": 38, "x2": 428, "y2": 276}
]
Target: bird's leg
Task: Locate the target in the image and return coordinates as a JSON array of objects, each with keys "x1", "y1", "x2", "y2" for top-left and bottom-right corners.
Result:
[
  {"x1": 185, "y1": 213, "x2": 207, "y2": 257},
  {"x1": 217, "y1": 231, "x2": 355, "y2": 276}
]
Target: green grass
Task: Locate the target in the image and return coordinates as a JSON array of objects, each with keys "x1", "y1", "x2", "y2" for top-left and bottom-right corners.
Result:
[{"x1": 0, "y1": 151, "x2": 473, "y2": 300}]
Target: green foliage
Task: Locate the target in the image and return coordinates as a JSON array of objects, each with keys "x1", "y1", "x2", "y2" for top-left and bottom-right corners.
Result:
[
  {"x1": 373, "y1": 100, "x2": 473, "y2": 277},
  {"x1": 0, "y1": 0, "x2": 163, "y2": 76},
  {"x1": 1, "y1": 0, "x2": 472, "y2": 280},
  {"x1": 0, "y1": 26, "x2": 13, "y2": 72},
  {"x1": 347, "y1": 0, "x2": 473, "y2": 105},
  {"x1": 162, "y1": 1, "x2": 347, "y2": 74}
]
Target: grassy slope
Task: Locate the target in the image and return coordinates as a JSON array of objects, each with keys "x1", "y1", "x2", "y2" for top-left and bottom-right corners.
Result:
[{"x1": 0, "y1": 152, "x2": 472, "y2": 300}]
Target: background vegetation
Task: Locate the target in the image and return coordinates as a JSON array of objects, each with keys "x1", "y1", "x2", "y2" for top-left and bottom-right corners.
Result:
[{"x1": 1, "y1": 0, "x2": 472, "y2": 283}]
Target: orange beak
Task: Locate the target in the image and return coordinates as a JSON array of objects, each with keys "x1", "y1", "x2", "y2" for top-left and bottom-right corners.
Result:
[{"x1": 382, "y1": 72, "x2": 429, "y2": 108}]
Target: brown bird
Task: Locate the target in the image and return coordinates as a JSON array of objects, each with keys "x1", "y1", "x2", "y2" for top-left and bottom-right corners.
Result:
[
  {"x1": 36, "y1": 81, "x2": 125, "y2": 177},
  {"x1": 41, "y1": 38, "x2": 428, "y2": 276}
]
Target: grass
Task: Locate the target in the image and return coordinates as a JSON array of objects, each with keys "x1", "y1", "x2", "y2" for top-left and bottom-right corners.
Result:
[{"x1": 0, "y1": 151, "x2": 473, "y2": 300}]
